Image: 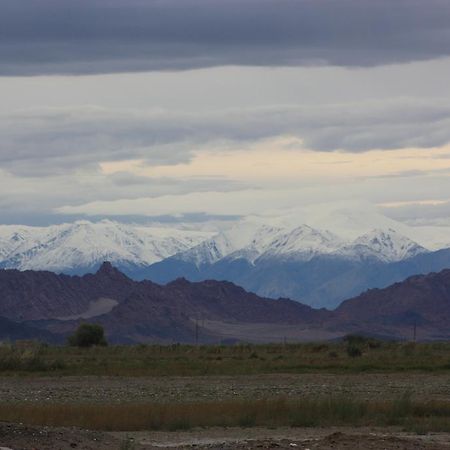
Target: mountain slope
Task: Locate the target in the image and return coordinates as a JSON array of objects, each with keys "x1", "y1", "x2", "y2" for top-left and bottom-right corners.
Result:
[
  {"x1": 0, "y1": 262, "x2": 136, "y2": 321},
  {"x1": 2, "y1": 217, "x2": 450, "y2": 310},
  {"x1": 337, "y1": 229, "x2": 427, "y2": 262},
  {"x1": 0, "y1": 221, "x2": 210, "y2": 273},
  {"x1": 0, "y1": 316, "x2": 59, "y2": 343},
  {"x1": 141, "y1": 228, "x2": 441, "y2": 308},
  {"x1": 332, "y1": 268, "x2": 450, "y2": 339},
  {"x1": 2, "y1": 263, "x2": 450, "y2": 343},
  {"x1": 0, "y1": 263, "x2": 328, "y2": 343}
]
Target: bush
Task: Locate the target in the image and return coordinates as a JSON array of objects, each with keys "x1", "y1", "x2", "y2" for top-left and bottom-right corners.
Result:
[
  {"x1": 68, "y1": 323, "x2": 107, "y2": 348},
  {"x1": 346, "y1": 344, "x2": 362, "y2": 358}
]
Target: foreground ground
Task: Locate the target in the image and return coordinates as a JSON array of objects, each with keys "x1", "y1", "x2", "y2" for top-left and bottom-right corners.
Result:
[
  {"x1": 1, "y1": 341, "x2": 450, "y2": 449},
  {"x1": 2, "y1": 423, "x2": 450, "y2": 450}
]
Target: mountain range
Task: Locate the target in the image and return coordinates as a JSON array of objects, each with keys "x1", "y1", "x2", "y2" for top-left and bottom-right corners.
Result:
[
  {"x1": 1, "y1": 207, "x2": 450, "y2": 309},
  {"x1": 0, "y1": 262, "x2": 449, "y2": 343},
  {"x1": 0, "y1": 220, "x2": 211, "y2": 274}
]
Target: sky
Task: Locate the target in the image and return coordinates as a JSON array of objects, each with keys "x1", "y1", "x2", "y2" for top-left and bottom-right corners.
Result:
[{"x1": 1, "y1": 0, "x2": 450, "y2": 227}]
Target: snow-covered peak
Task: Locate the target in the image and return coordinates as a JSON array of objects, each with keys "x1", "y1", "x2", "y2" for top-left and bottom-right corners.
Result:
[
  {"x1": 339, "y1": 228, "x2": 428, "y2": 262},
  {"x1": 0, "y1": 212, "x2": 442, "y2": 274},
  {"x1": 180, "y1": 222, "x2": 347, "y2": 265},
  {"x1": 261, "y1": 225, "x2": 344, "y2": 261},
  {"x1": 0, "y1": 221, "x2": 211, "y2": 272},
  {"x1": 179, "y1": 222, "x2": 284, "y2": 266}
]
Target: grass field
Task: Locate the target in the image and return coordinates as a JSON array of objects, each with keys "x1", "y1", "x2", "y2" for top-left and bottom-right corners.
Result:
[
  {"x1": 1, "y1": 395, "x2": 450, "y2": 433},
  {"x1": 1, "y1": 339, "x2": 450, "y2": 437},
  {"x1": 1, "y1": 339, "x2": 450, "y2": 376}
]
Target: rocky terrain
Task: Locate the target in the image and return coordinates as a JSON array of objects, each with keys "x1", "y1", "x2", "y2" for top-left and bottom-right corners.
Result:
[
  {"x1": 333, "y1": 269, "x2": 450, "y2": 340},
  {"x1": 1, "y1": 373, "x2": 449, "y2": 404},
  {"x1": 1, "y1": 263, "x2": 450, "y2": 343},
  {"x1": 0, "y1": 262, "x2": 327, "y2": 343}
]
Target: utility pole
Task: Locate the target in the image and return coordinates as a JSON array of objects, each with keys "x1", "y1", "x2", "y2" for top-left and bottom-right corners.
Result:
[
  {"x1": 413, "y1": 320, "x2": 417, "y2": 343},
  {"x1": 195, "y1": 318, "x2": 199, "y2": 346}
]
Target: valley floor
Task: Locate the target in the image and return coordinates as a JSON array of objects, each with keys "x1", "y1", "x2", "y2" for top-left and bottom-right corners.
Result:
[
  {"x1": 2, "y1": 343, "x2": 450, "y2": 449},
  {"x1": 1, "y1": 373, "x2": 450, "y2": 449}
]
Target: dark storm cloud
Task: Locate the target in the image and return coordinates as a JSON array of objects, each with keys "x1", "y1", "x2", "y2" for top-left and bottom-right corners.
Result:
[{"x1": 1, "y1": 0, "x2": 450, "y2": 75}]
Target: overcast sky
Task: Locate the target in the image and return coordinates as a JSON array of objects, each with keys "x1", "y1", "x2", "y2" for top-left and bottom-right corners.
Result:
[{"x1": 1, "y1": 0, "x2": 450, "y2": 226}]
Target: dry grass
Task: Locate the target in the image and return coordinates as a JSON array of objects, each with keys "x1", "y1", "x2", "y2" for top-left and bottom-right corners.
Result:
[
  {"x1": 1, "y1": 340, "x2": 450, "y2": 376},
  {"x1": 1, "y1": 396, "x2": 449, "y2": 433}
]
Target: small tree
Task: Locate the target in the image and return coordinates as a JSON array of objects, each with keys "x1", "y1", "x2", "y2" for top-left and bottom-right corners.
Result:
[{"x1": 68, "y1": 323, "x2": 107, "y2": 348}]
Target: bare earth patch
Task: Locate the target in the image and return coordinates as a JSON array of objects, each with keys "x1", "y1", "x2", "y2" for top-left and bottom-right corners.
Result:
[{"x1": 57, "y1": 298, "x2": 119, "y2": 321}]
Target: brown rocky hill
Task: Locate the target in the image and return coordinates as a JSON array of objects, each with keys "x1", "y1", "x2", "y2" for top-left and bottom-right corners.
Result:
[
  {"x1": 1, "y1": 263, "x2": 450, "y2": 343},
  {"x1": 0, "y1": 262, "x2": 329, "y2": 343},
  {"x1": 331, "y1": 269, "x2": 450, "y2": 340},
  {"x1": 0, "y1": 262, "x2": 135, "y2": 321}
]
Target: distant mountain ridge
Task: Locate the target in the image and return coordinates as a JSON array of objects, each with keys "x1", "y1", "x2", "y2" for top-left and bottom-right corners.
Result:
[
  {"x1": 0, "y1": 262, "x2": 328, "y2": 343},
  {"x1": 1, "y1": 214, "x2": 450, "y2": 309},
  {"x1": 142, "y1": 226, "x2": 450, "y2": 309},
  {"x1": 1, "y1": 263, "x2": 449, "y2": 343},
  {"x1": 0, "y1": 220, "x2": 211, "y2": 273},
  {"x1": 333, "y1": 268, "x2": 450, "y2": 340},
  {"x1": 174, "y1": 226, "x2": 427, "y2": 265}
]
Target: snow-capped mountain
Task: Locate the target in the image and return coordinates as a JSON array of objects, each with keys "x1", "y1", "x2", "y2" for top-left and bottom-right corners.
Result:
[
  {"x1": 180, "y1": 222, "x2": 285, "y2": 266},
  {"x1": 2, "y1": 208, "x2": 450, "y2": 309},
  {"x1": 0, "y1": 220, "x2": 211, "y2": 272},
  {"x1": 177, "y1": 222, "x2": 428, "y2": 267},
  {"x1": 140, "y1": 218, "x2": 450, "y2": 309},
  {"x1": 0, "y1": 218, "x2": 433, "y2": 273},
  {"x1": 178, "y1": 222, "x2": 350, "y2": 266},
  {"x1": 337, "y1": 228, "x2": 428, "y2": 262},
  {"x1": 260, "y1": 225, "x2": 344, "y2": 261}
]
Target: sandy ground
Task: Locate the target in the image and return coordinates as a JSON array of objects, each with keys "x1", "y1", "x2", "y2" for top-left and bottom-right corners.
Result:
[
  {"x1": 1, "y1": 373, "x2": 450, "y2": 404},
  {"x1": 1, "y1": 424, "x2": 450, "y2": 450}
]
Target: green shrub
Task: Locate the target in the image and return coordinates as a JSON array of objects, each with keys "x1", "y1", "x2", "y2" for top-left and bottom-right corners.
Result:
[
  {"x1": 68, "y1": 323, "x2": 107, "y2": 348},
  {"x1": 346, "y1": 344, "x2": 362, "y2": 358}
]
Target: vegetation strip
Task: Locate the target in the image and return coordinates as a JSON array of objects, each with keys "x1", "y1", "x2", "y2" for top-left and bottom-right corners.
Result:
[
  {"x1": 1, "y1": 339, "x2": 450, "y2": 376},
  {"x1": 1, "y1": 396, "x2": 450, "y2": 433}
]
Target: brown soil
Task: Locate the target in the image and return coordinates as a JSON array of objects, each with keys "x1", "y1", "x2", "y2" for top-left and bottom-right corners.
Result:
[
  {"x1": 1, "y1": 424, "x2": 450, "y2": 450},
  {"x1": 0, "y1": 421, "x2": 117, "y2": 450}
]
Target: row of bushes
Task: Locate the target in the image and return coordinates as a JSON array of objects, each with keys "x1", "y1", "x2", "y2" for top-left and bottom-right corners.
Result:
[
  {"x1": 0, "y1": 324, "x2": 105, "y2": 371},
  {"x1": 0, "y1": 346, "x2": 65, "y2": 372}
]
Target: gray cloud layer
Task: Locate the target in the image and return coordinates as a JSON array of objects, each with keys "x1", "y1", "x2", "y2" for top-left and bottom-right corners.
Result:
[
  {"x1": 2, "y1": 0, "x2": 450, "y2": 75},
  {"x1": 1, "y1": 99, "x2": 450, "y2": 176}
]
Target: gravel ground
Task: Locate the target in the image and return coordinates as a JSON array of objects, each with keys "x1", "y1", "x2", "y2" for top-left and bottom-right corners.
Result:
[
  {"x1": 2, "y1": 374, "x2": 450, "y2": 449},
  {"x1": 0, "y1": 421, "x2": 117, "y2": 450},
  {"x1": 1, "y1": 373, "x2": 450, "y2": 404},
  {"x1": 1, "y1": 424, "x2": 450, "y2": 450}
]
